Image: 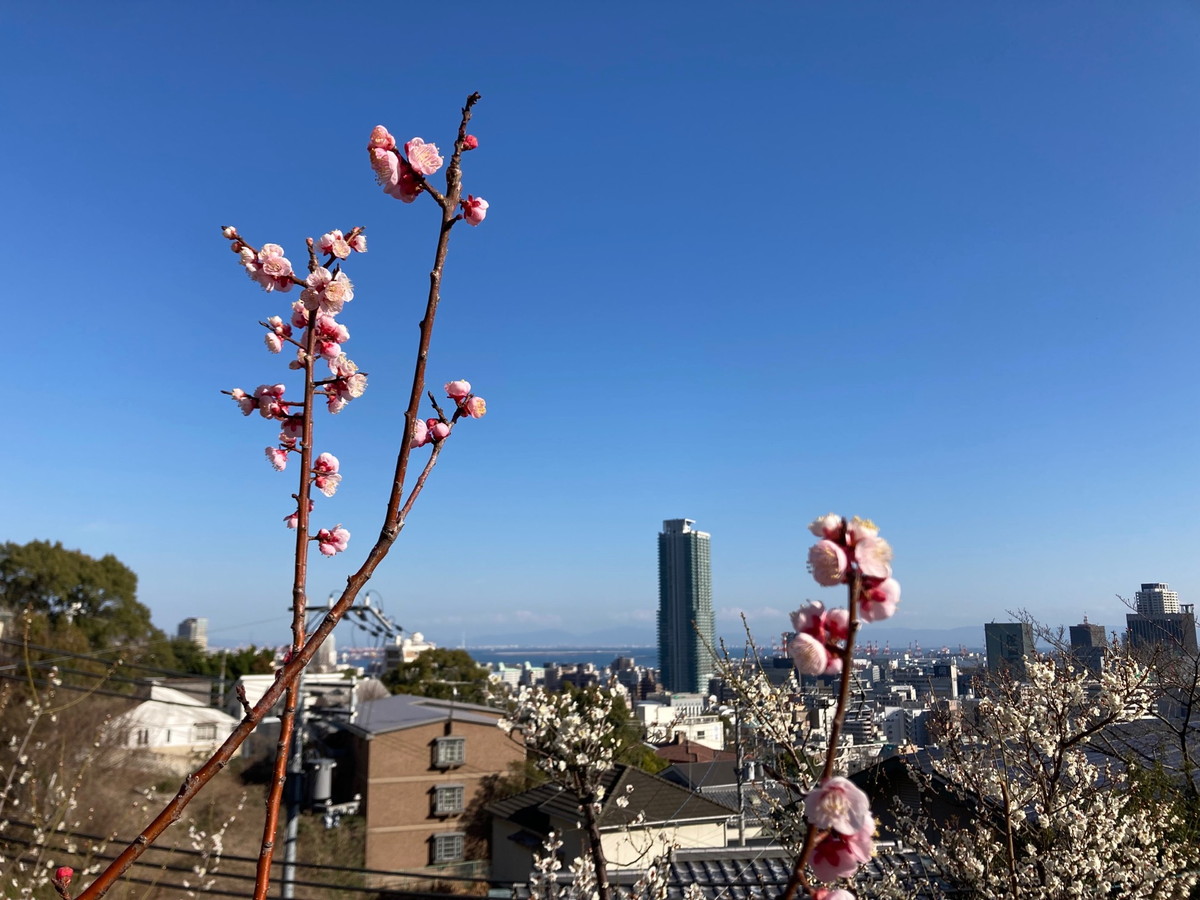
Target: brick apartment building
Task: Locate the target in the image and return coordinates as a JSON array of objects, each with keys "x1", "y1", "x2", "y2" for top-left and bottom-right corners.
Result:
[{"x1": 337, "y1": 693, "x2": 525, "y2": 877}]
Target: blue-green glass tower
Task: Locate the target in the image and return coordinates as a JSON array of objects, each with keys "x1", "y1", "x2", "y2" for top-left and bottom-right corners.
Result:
[{"x1": 657, "y1": 519, "x2": 715, "y2": 694}]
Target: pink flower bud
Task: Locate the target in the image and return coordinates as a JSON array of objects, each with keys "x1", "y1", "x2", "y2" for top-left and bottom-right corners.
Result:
[
  {"x1": 462, "y1": 396, "x2": 487, "y2": 418},
  {"x1": 445, "y1": 380, "x2": 472, "y2": 399},
  {"x1": 808, "y1": 540, "x2": 848, "y2": 586},
  {"x1": 265, "y1": 333, "x2": 283, "y2": 353},
  {"x1": 55, "y1": 866, "x2": 73, "y2": 886},
  {"x1": 427, "y1": 418, "x2": 450, "y2": 441},
  {"x1": 410, "y1": 418, "x2": 430, "y2": 448},
  {"x1": 316, "y1": 525, "x2": 351, "y2": 556},
  {"x1": 221, "y1": 226, "x2": 237, "y2": 239},
  {"x1": 462, "y1": 134, "x2": 479, "y2": 151},
  {"x1": 460, "y1": 194, "x2": 488, "y2": 226}
]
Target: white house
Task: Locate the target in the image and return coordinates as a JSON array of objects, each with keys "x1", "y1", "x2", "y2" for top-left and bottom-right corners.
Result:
[{"x1": 110, "y1": 684, "x2": 240, "y2": 774}]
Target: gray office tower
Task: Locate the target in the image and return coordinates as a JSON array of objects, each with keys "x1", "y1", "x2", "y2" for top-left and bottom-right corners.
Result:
[
  {"x1": 984, "y1": 622, "x2": 1035, "y2": 681},
  {"x1": 178, "y1": 617, "x2": 208, "y2": 652},
  {"x1": 657, "y1": 519, "x2": 715, "y2": 693},
  {"x1": 1069, "y1": 619, "x2": 1107, "y2": 676}
]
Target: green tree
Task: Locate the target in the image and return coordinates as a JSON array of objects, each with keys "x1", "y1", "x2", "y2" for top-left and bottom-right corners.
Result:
[
  {"x1": 380, "y1": 647, "x2": 491, "y2": 703},
  {"x1": 0, "y1": 540, "x2": 161, "y2": 651}
]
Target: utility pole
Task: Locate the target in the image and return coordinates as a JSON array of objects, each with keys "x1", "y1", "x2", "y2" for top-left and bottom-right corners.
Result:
[{"x1": 279, "y1": 591, "x2": 401, "y2": 899}]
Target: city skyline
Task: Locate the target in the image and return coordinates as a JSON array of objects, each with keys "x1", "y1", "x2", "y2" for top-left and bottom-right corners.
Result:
[{"x1": 4, "y1": 5, "x2": 1198, "y2": 645}]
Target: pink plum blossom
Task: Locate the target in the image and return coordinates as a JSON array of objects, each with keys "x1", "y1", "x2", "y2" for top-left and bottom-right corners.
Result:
[
  {"x1": 789, "y1": 632, "x2": 829, "y2": 676},
  {"x1": 861, "y1": 578, "x2": 901, "y2": 622},
  {"x1": 265, "y1": 447, "x2": 288, "y2": 471},
  {"x1": 462, "y1": 134, "x2": 479, "y2": 151},
  {"x1": 410, "y1": 418, "x2": 430, "y2": 448},
  {"x1": 791, "y1": 600, "x2": 828, "y2": 641},
  {"x1": 810, "y1": 825, "x2": 873, "y2": 882},
  {"x1": 291, "y1": 300, "x2": 310, "y2": 329},
  {"x1": 825, "y1": 607, "x2": 850, "y2": 643},
  {"x1": 853, "y1": 535, "x2": 893, "y2": 579},
  {"x1": 427, "y1": 418, "x2": 450, "y2": 441},
  {"x1": 812, "y1": 890, "x2": 854, "y2": 900},
  {"x1": 317, "y1": 230, "x2": 352, "y2": 259},
  {"x1": 461, "y1": 194, "x2": 488, "y2": 226},
  {"x1": 462, "y1": 395, "x2": 487, "y2": 418},
  {"x1": 244, "y1": 243, "x2": 295, "y2": 292},
  {"x1": 302, "y1": 267, "x2": 354, "y2": 315},
  {"x1": 370, "y1": 146, "x2": 400, "y2": 188},
  {"x1": 280, "y1": 416, "x2": 303, "y2": 441},
  {"x1": 368, "y1": 125, "x2": 396, "y2": 151},
  {"x1": 348, "y1": 231, "x2": 367, "y2": 253},
  {"x1": 404, "y1": 138, "x2": 443, "y2": 176},
  {"x1": 445, "y1": 380, "x2": 472, "y2": 399},
  {"x1": 845, "y1": 516, "x2": 878, "y2": 544},
  {"x1": 265, "y1": 333, "x2": 283, "y2": 353},
  {"x1": 254, "y1": 384, "x2": 287, "y2": 419},
  {"x1": 313, "y1": 452, "x2": 342, "y2": 497},
  {"x1": 316, "y1": 525, "x2": 350, "y2": 556},
  {"x1": 382, "y1": 163, "x2": 422, "y2": 202},
  {"x1": 808, "y1": 540, "x2": 848, "y2": 586},
  {"x1": 805, "y1": 777, "x2": 872, "y2": 836},
  {"x1": 230, "y1": 388, "x2": 256, "y2": 416},
  {"x1": 808, "y1": 514, "x2": 844, "y2": 540}
]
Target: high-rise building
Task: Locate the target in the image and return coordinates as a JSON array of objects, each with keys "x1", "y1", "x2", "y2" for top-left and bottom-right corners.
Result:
[
  {"x1": 1126, "y1": 606, "x2": 1198, "y2": 655},
  {"x1": 657, "y1": 519, "x2": 715, "y2": 694},
  {"x1": 1135, "y1": 583, "x2": 1180, "y2": 615},
  {"x1": 984, "y1": 622, "x2": 1035, "y2": 681},
  {"x1": 178, "y1": 617, "x2": 208, "y2": 652},
  {"x1": 1069, "y1": 618, "x2": 1107, "y2": 676}
]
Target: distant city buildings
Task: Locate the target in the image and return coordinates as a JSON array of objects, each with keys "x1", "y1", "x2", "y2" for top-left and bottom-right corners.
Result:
[
  {"x1": 984, "y1": 622, "x2": 1035, "y2": 681},
  {"x1": 177, "y1": 617, "x2": 208, "y2": 652},
  {"x1": 657, "y1": 519, "x2": 716, "y2": 694}
]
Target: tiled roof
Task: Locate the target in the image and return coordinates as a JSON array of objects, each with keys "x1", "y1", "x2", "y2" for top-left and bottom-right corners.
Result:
[
  {"x1": 489, "y1": 765, "x2": 733, "y2": 830},
  {"x1": 340, "y1": 693, "x2": 502, "y2": 738}
]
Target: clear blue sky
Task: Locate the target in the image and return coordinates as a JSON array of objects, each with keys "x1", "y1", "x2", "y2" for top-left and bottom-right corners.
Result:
[{"x1": 4, "y1": 2, "x2": 1198, "y2": 650}]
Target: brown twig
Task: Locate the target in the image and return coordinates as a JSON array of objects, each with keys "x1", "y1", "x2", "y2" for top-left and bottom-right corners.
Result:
[{"x1": 74, "y1": 92, "x2": 483, "y2": 900}]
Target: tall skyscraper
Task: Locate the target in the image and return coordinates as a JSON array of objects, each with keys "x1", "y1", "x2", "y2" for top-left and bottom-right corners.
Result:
[
  {"x1": 178, "y1": 617, "x2": 208, "y2": 652},
  {"x1": 984, "y1": 622, "x2": 1035, "y2": 681},
  {"x1": 657, "y1": 519, "x2": 715, "y2": 694}
]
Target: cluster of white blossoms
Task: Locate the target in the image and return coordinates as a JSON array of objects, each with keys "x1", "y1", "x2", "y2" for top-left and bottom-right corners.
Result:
[
  {"x1": 902, "y1": 654, "x2": 1198, "y2": 899},
  {"x1": 499, "y1": 684, "x2": 625, "y2": 792}
]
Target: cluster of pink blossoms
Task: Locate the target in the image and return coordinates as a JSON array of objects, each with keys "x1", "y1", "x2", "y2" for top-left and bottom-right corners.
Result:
[
  {"x1": 367, "y1": 125, "x2": 487, "y2": 224},
  {"x1": 786, "y1": 516, "x2": 899, "y2": 888},
  {"x1": 790, "y1": 515, "x2": 901, "y2": 677},
  {"x1": 409, "y1": 380, "x2": 488, "y2": 448},
  {"x1": 223, "y1": 224, "x2": 371, "y2": 557},
  {"x1": 804, "y1": 777, "x2": 875, "y2": 884}
]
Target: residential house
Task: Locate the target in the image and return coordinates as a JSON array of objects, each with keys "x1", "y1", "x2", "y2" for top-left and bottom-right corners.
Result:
[
  {"x1": 109, "y1": 683, "x2": 239, "y2": 774},
  {"x1": 489, "y1": 765, "x2": 732, "y2": 883}
]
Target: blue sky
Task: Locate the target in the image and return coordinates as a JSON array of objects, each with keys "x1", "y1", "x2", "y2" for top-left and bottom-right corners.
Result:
[{"x1": 4, "y1": 2, "x2": 1198, "y2": 651}]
